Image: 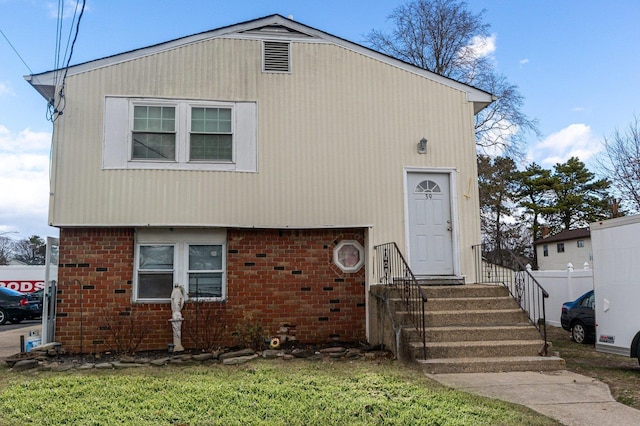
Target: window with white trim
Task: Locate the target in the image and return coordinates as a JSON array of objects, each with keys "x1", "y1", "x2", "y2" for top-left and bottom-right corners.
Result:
[
  {"x1": 188, "y1": 245, "x2": 224, "y2": 298},
  {"x1": 132, "y1": 105, "x2": 176, "y2": 160},
  {"x1": 190, "y1": 107, "x2": 233, "y2": 161},
  {"x1": 103, "y1": 97, "x2": 257, "y2": 172},
  {"x1": 134, "y1": 229, "x2": 226, "y2": 302},
  {"x1": 137, "y1": 245, "x2": 175, "y2": 298}
]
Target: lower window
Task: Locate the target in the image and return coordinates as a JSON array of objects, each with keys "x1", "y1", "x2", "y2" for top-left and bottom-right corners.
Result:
[{"x1": 134, "y1": 229, "x2": 226, "y2": 302}]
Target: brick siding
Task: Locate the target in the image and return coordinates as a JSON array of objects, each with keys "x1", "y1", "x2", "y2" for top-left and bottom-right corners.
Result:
[{"x1": 55, "y1": 227, "x2": 366, "y2": 353}]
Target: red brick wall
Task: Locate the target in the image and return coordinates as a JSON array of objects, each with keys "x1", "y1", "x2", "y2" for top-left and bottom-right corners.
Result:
[{"x1": 55, "y1": 227, "x2": 366, "y2": 354}]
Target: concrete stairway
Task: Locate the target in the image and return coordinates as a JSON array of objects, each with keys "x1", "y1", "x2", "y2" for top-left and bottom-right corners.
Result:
[{"x1": 401, "y1": 284, "x2": 565, "y2": 374}]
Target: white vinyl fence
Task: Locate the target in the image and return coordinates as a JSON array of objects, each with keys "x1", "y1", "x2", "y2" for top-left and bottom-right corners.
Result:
[{"x1": 529, "y1": 263, "x2": 594, "y2": 327}]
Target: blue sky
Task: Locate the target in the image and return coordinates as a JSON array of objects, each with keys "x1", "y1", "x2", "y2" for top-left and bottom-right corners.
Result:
[{"x1": 1, "y1": 0, "x2": 639, "y2": 239}]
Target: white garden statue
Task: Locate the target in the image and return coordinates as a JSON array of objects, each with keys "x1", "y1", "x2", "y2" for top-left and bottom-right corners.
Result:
[
  {"x1": 171, "y1": 283, "x2": 185, "y2": 320},
  {"x1": 169, "y1": 284, "x2": 185, "y2": 352}
]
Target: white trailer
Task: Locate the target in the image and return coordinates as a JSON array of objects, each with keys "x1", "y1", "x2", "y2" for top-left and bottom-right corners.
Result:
[
  {"x1": 0, "y1": 265, "x2": 45, "y2": 293},
  {"x1": 591, "y1": 215, "x2": 640, "y2": 363}
]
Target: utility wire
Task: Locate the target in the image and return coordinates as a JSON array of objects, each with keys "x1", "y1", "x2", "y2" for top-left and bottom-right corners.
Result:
[
  {"x1": 49, "y1": 0, "x2": 86, "y2": 122},
  {"x1": 0, "y1": 28, "x2": 33, "y2": 74}
]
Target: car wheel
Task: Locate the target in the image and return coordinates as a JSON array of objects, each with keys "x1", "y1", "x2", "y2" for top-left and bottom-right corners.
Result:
[
  {"x1": 572, "y1": 321, "x2": 587, "y2": 344},
  {"x1": 0, "y1": 308, "x2": 7, "y2": 325}
]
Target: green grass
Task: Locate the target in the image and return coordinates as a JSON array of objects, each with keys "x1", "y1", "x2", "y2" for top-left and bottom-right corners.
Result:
[{"x1": 0, "y1": 360, "x2": 558, "y2": 426}]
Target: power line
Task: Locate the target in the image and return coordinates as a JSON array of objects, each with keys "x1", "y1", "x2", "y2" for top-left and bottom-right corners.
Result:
[
  {"x1": 49, "y1": 0, "x2": 86, "y2": 122},
  {"x1": 0, "y1": 27, "x2": 33, "y2": 74}
]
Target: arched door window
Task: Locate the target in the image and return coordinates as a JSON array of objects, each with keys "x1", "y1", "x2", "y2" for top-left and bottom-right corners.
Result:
[{"x1": 415, "y1": 180, "x2": 441, "y2": 196}]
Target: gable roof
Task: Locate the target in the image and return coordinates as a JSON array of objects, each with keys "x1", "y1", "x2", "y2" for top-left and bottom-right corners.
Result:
[
  {"x1": 533, "y1": 228, "x2": 591, "y2": 246},
  {"x1": 24, "y1": 14, "x2": 493, "y2": 113}
]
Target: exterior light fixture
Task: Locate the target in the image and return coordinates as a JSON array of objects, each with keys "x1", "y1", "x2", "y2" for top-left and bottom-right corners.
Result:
[{"x1": 417, "y1": 137, "x2": 428, "y2": 154}]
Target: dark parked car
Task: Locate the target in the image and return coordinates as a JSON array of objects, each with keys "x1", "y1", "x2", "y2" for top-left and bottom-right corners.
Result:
[
  {"x1": 0, "y1": 287, "x2": 41, "y2": 325},
  {"x1": 561, "y1": 290, "x2": 595, "y2": 344}
]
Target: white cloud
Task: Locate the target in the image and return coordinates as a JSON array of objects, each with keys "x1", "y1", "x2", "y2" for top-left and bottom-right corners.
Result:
[
  {"x1": 462, "y1": 34, "x2": 497, "y2": 60},
  {"x1": 0, "y1": 82, "x2": 13, "y2": 97},
  {"x1": 519, "y1": 58, "x2": 529, "y2": 66},
  {"x1": 0, "y1": 125, "x2": 51, "y2": 153},
  {"x1": 0, "y1": 125, "x2": 52, "y2": 235},
  {"x1": 528, "y1": 123, "x2": 601, "y2": 167}
]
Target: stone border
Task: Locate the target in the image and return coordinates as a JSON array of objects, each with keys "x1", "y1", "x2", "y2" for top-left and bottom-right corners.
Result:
[{"x1": 6, "y1": 346, "x2": 393, "y2": 372}]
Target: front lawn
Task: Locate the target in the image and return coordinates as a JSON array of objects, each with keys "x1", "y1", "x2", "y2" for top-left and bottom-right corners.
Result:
[{"x1": 0, "y1": 359, "x2": 557, "y2": 425}]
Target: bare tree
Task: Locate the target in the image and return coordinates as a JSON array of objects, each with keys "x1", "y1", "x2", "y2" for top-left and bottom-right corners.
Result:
[
  {"x1": 595, "y1": 115, "x2": 640, "y2": 213},
  {"x1": 12, "y1": 235, "x2": 46, "y2": 265},
  {"x1": 0, "y1": 237, "x2": 14, "y2": 265},
  {"x1": 366, "y1": 0, "x2": 539, "y2": 157}
]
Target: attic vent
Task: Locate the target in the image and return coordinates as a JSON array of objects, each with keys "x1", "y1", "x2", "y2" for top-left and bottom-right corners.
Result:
[{"x1": 263, "y1": 41, "x2": 290, "y2": 73}]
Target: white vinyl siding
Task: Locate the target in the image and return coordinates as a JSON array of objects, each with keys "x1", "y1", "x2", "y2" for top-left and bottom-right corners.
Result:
[{"x1": 54, "y1": 38, "x2": 483, "y2": 280}]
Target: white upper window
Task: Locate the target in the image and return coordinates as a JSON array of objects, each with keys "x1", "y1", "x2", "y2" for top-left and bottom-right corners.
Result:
[
  {"x1": 103, "y1": 97, "x2": 257, "y2": 172},
  {"x1": 190, "y1": 107, "x2": 233, "y2": 161},
  {"x1": 132, "y1": 105, "x2": 176, "y2": 160}
]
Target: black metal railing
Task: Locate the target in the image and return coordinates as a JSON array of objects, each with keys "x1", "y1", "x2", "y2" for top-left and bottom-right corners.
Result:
[
  {"x1": 374, "y1": 242, "x2": 428, "y2": 359},
  {"x1": 472, "y1": 244, "x2": 550, "y2": 355}
]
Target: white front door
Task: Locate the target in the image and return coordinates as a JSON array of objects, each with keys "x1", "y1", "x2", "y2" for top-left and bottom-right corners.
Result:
[{"x1": 407, "y1": 172, "x2": 454, "y2": 276}]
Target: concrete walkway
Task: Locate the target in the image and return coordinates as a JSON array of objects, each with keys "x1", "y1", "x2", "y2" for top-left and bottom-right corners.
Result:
[{"x1": 426, "y1": 370, "x2": 640, "y2": 426}]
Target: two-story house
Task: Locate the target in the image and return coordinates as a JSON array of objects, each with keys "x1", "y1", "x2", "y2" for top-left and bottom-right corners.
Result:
[
  {"x1": 26, "y1": 15, "x2": 493, "y2": 353},
  {"x1": 534, "y1": 228, "x2": 592, "y2": 270}
]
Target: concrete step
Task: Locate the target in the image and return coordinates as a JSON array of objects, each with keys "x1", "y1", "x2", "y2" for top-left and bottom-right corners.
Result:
[
  {"x1": 412, "y1": 339, "x2": 546, "y2": 359},
  {"x1": 418, "y1": 356, "x2": 566, "y2": 374},
  {"x1": 419, "y1": 309, "x2": 529, "y2": 327},
  {"x1": 404, "y1": 325, "x2": 542, "y2": 343},
  {"x1": 416, "y1": 277, "x2": 465, "y2": 286},
  {"x1": 384, "y1": 294, "x2": 518, "y2": 313},
  {"x1": 426, "y1": 296, "x2": 517, "y2": 311},
  {"x1": 421, "y1": 284, "x2": 508, "y2": 299}
]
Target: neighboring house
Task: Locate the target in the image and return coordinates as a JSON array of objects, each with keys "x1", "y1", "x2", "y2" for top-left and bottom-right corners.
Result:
[
  {"x1": 534, "y1": 228, "x2": 592, "y2": 270},
  {"x1": 25, "y1": 15, "x2": 492, "y2": 353}
]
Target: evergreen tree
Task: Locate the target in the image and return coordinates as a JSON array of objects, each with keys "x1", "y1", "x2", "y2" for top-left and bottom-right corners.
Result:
[
  {"x1": 547, "y1": 157, "x2": 610, "y2": 230},
  {"x1": 478, "y1": 154, "x2": 519, "y2": 262}
]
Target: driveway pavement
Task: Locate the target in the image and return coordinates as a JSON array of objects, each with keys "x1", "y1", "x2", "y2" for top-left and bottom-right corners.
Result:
[
  {"x1": 0, "y1": 322, "x2": 41, "y2": 359},
  {"x1": 427, "y1": 370, "x2": 640, "y2": 426}
]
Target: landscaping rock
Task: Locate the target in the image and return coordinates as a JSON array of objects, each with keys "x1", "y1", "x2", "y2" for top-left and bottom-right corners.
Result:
[
  {"x1": 150, "y1": 357, "x2": 170, "y2": 366},
  {"x1": 12, "y1": 359, "x2": 39, "y2": 371},
  {"x1": 262, "y1": 350, "x2": 285, "y2": 359},
  {"x1": 192, "y1": 353, "x2": 214, "y2": 361},
  {"x1": 78, "y1": 363, "x2": 96, "y2": 370},
  {"x1": 219, "y1": 349, "x2": 255, "y2": 361},
  {"x1": 112, "y1": 362, "x2": 145, "y2": 369},
  {"x1": 95, "y1": 362, "x2": 114, "y2": 369},
  {"x1": 291, "y1": 348, "x2": 312, "y2": 358},
  {"x1": 319, "y1": 347, "x2": 346, "y2": 354},
  {"x1": 222, "y1": 354, "x2": 258, "y2": 365},
  {"x1": 345, "y1": 349, "x2": 362, "y2": 359},
  {"x1": 119, "y1": 355, "x2": 136, "y2": 363}
]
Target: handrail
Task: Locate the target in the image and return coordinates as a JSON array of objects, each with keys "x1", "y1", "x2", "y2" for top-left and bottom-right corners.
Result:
[
  {"x1": 472, "y1": 244, "x2": 549, "y2": 355},
  {"x1": 374, "y1": 242, "x2": 428, "y2": 359}
]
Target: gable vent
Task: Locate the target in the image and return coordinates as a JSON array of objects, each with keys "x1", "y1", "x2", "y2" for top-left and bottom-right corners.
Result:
[{"x1": 263, "y1": 41, "x2": 290, "y2": 73}]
